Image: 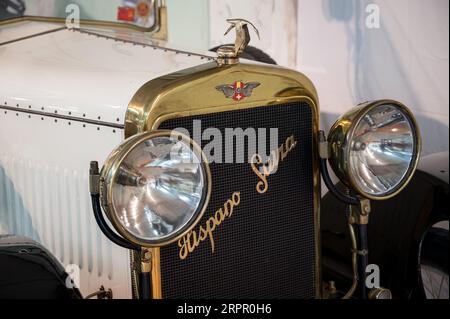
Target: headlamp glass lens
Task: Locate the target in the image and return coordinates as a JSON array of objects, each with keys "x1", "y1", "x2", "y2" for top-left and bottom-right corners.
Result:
[{"x1": 349, "y1": 104, "x2": 416, "y2": 197}]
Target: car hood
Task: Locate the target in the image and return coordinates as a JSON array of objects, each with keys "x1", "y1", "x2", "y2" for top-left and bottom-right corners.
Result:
[{"x1": 0, "y1": 23, "x2": 214, "y2": 126}]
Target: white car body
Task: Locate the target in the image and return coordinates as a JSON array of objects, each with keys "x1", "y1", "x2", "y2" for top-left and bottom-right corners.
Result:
[{"x1": 0, "y1": 20, "x2": 214, "y2": 298}]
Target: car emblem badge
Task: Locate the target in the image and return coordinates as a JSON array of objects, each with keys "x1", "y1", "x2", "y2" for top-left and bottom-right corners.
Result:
[{"x1": 215, "y1": 81, "x2": 260, "y2": 101}]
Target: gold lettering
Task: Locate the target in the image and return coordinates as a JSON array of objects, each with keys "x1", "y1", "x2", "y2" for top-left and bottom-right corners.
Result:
[
  {"x1": 215, "y1": 208, "x2": 225, "y2": 223},
  {"x1": 198, "y1": 225, "x2": 208, "y2": 242},
  {"x1": 251, "y1": 154, "x2": 268, "y2": 194},
  {"x1": 205, "y1": 217, "x2": 217, "y2": 253},
  {"x1": 178, "y1": 137, "x2": 296, "y2": 261},
  {"x1": 178, "y1": 192, "x2": 241, "y2": 260},
  {"x1": 178, "y1": 236, "x2": 189, "y2": 260},
  {"x1": 251, "y1": 136, "x2": 297, "y2": 194},
  {"x1": 187, "y1": 230, "x2": 197, "y2": 253},
  {"x1": 232, "y1": 192, "x2": 241, "y2": 205},
  {"x1": 179, "y1": 136, "x2": 296, "y2": 260}
]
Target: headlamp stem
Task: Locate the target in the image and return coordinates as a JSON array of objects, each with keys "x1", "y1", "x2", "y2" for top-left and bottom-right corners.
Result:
[
  {"x1": 140, "y1": 248, "x2": 152, "y2": 299},
  {"x1": 89, "y1": 161, "x2": 139, "y2": 251},
  {"x1": 319, "y1": 131, "x2": 371, "y2": 299},
  {"x1": 318, "y1": 131, "x2": 360, "y2": 206},
  {"x1": 90, "y1": 161, "x2": 153, "y2": 299}
]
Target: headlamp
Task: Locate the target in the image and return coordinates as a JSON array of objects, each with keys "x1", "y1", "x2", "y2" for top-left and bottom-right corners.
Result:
[
  {"x1": 99, "y1": 130, "x2": 211, "y2": 247},
  {"x1": 328, "y1": 100, "x2": 421, "y2": 200}
]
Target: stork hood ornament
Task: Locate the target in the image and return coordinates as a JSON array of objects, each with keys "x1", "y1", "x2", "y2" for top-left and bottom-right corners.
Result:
[
  {"x1": 216, "y1": 18, "x2": 260, "y2": 65},
  {"x1": 215, "y1": 19, "x2": 261, "y2": 101}
]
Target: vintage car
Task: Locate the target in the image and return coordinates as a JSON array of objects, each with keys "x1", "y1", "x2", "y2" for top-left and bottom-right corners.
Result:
[{"x1": 0, "y1": 1, "x2": 447, "y2": 300}]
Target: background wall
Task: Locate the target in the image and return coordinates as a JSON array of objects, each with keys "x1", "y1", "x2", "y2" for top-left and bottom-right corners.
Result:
[
  {"x1": 22, "y1": 0, "x2": 449, "y2": 156},
  {"x1": 209, "y1": 0, "x2": 449, "y2": 157}
]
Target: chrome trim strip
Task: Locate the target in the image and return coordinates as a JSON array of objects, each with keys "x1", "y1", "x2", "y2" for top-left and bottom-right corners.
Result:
[
  {"x1": 0, "y1": 27, "x2": 66, "y2": 46},
  {"x1": 0, "y1": 105, "x2": 124, "y2": 129},
  {"x1": 73, "y1": 28, "x2": 216, "y2": 61}
]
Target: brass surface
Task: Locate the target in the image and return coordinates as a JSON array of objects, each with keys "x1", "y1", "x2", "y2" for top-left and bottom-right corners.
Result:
[
  {"x1": 151, "y1": 247, "x2": 162, "y2": 299},
  {"x1": 125, "y1": 62, "x2": 320, "y2": 135},
  {"x1": 349, "y1": 199, "x2": 371, "y2": 226},
  {"x1": 217, "y1": 19, "x2": 260, "y2": 65},
  {"x1": 153, "y1": 5, "x2": 168, "y2": 41},
  {"x1": 141, "y1": 249, "x2": 152, "y2": 273}
]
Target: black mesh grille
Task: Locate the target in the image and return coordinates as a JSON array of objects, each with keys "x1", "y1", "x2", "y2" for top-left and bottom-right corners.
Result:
[{"x1": 158, "y1": 102, "x2": 316, "y2": 298}]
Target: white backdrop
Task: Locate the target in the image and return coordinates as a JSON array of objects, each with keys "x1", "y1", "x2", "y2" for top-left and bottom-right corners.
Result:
[
  {"x1": 210, "y1": 0, "x2": 449, "y2": 156},
  {"x1": 20, "y1": 0, "x2": 449, "y2": 156}
]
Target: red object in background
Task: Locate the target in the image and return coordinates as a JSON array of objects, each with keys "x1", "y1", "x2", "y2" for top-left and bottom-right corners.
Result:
[{"x1": 117, "y1": 6, "x2": 135, "y2": 22}]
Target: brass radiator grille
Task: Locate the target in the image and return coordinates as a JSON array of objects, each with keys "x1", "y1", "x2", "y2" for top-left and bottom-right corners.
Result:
[{"x1": 158, "y1": 102, "x2": 317, "y2": 298}]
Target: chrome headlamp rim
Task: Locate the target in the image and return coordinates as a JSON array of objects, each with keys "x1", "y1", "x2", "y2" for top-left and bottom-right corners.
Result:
[
  {"x1": 100, "y1": 130, "x2": 212, "y2": 247},
  {"x1": 328, "y1": 99, "x2": 421, "y2": 200}
]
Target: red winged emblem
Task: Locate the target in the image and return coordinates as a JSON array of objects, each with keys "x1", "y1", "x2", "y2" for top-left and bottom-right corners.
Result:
[{"x1": 215, "y1": 81, "x2": 260, "y2": 101}]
